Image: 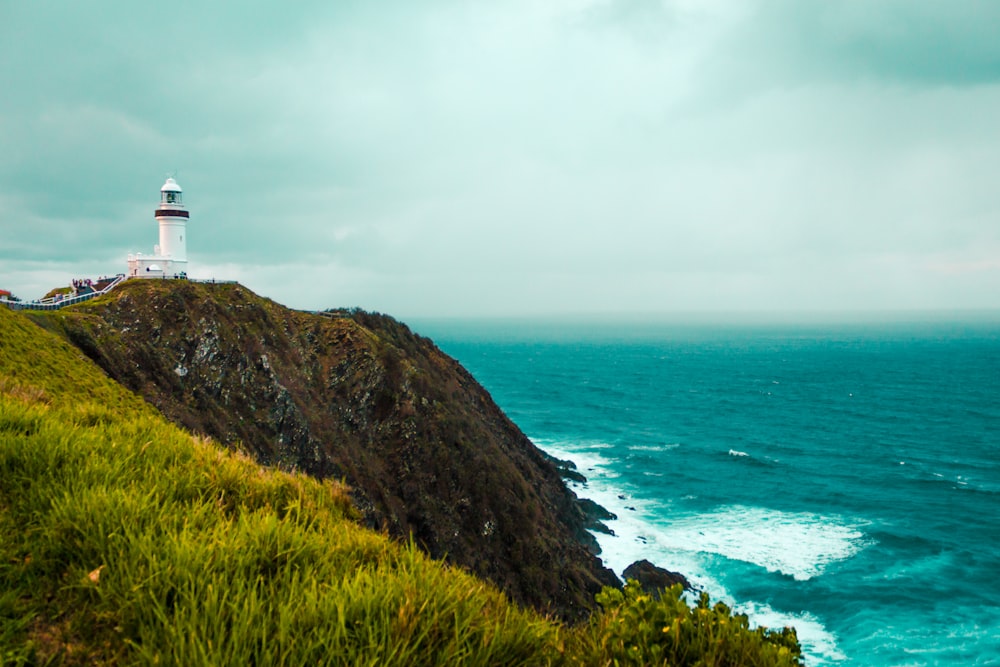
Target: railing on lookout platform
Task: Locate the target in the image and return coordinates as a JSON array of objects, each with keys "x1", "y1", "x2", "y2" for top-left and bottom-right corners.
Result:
[{"x1": 3, "y1": 274, "x2": 128, "y2": 311}]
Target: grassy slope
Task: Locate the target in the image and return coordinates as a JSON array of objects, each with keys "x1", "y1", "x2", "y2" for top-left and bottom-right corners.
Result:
[
  {"x1": 0, "y1": 304, "x2": 556, "y2": 665},
  {"x1": 0, "y1": 302, "x2": 802, "y2": 666}
]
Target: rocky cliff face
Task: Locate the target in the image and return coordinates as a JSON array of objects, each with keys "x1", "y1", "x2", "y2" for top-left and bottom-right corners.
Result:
[{"x1": 32, "y1": 280, "x2": 618, "y2": 619}]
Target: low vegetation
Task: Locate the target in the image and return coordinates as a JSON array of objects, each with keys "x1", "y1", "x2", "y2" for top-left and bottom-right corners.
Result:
[
  {"x1": 0, "y1": 304, "x2": 801, "y2": 665},
  {"x1": 570, "y1": 582, "x2": 801, "y2": 666}
]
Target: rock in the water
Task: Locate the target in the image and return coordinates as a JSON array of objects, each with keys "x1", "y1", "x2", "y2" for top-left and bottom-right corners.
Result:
[
  {"x1": 623, "y1": 559, "x2": 692, "y2": 596},
  {"x1": 576, "y1": 497, "x2": 616, "y2": 537},
  {"x1": 578, "y1": 498, "x2": 616, "y2": 522}
]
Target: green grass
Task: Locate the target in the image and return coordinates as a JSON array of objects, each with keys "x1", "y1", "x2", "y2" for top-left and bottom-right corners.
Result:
[{"x1": 0, "y1": 304, "x2": 801, "y2": 665}]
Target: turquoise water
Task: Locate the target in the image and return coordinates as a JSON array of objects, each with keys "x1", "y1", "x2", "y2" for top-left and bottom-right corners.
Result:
[{"x1": 415, "y1": 317, "x2": 1000, "y2": 666}]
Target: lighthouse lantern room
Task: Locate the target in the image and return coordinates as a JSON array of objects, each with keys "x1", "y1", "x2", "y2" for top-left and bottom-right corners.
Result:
[{"x1": 127, "y1": 177, "x2": 191, "y2": 279}]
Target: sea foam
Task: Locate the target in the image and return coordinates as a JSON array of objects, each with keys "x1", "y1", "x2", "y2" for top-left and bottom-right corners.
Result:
[
  {"x1": 538, "y1": 438, "x2": 856, "y2": 665},
  {"x1": 652, "y1": 505, "x2": 869, "y2": 581},
  {"x1": 739, "y1": 602, "x2": 848, "y2": 665}
]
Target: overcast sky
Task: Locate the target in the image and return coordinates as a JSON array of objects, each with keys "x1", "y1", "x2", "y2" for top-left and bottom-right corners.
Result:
[{"x1": 2, "y1": 1, "x2": 999, "y2": 317}]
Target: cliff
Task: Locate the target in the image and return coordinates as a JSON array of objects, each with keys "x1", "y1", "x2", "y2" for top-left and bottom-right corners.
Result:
[
  {"x1": 29, "y1": 280, "x2": 619, "y2": 619},
  {"x1": 0, "y1": 302, "x2": 803, "y2": 664},
  {"x1": 0, "y1": 303, "x2": 561, "y2": 664}
]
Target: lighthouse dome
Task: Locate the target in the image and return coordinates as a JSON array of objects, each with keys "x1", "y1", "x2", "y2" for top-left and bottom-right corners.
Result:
[{"x1": 161, "y1": 177, "x2": 182, "y2": 193}]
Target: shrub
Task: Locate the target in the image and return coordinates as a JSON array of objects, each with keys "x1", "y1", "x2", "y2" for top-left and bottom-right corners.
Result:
[{"x1": 567, "y1": 580, "x2": 802, "y2": 667}]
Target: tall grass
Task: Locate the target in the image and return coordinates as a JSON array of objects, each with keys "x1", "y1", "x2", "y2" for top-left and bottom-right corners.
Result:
[{"x1": 0, "y1": 398, "x2": 559, "y2": 664}]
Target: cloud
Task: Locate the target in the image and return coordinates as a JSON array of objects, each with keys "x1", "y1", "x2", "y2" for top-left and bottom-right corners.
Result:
[
  {"x1": 697, "y1": 0, "x2": 1000, "y2": 91},
  {"x1": 1, "y1": 1, "x2": 998, "y2": 315}
]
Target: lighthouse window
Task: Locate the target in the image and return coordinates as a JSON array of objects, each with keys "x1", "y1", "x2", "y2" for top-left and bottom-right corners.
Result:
[{"x1": 166, "y1": 192, "x2": 178, "y2": 203}]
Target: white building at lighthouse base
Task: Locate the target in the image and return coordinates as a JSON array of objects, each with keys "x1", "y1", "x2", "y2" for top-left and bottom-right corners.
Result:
[{"x1": 127, "y1": 251, "x2": 187, "y2": 279}]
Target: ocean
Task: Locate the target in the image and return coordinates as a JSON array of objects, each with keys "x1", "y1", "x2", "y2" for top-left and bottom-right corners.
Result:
[{"x1": 414, "y1": 315, "x2": 1000, "y2": 666}]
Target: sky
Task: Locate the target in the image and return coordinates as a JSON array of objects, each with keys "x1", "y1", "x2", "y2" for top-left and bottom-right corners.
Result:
[{"x1": 2, "y1": 0, "x2": 999, "y2": 318}]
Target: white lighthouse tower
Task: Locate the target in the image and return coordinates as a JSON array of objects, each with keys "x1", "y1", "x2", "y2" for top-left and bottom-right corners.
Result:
[{"x1": 127, "y1": 177, "x2": 191, "y2": 279}]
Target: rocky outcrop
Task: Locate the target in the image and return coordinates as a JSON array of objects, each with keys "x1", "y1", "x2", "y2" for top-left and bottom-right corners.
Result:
[
  {"x1": 623, "y1": 560, "x2": 692, "y2": 597},
  {"x1": 578, "y1": 498, "x2": 616, "y2": 536},
  {"x1": 33, "y1": 280, "x2": 619, "y2": 620}
]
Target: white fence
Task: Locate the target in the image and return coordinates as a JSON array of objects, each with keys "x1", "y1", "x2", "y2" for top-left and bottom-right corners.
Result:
[{"x1": 3, "y1": 274, "x2": 128, "y2": 311}]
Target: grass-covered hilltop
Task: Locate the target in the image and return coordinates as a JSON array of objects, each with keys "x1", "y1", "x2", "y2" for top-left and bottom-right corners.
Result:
[{"x1": 1, "y1": 282, "x2": 803, "y2": 665}]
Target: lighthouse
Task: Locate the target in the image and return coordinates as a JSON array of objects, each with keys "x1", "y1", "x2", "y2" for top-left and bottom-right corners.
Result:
[{"x1": 127, "y1": 177, "x2": 191, "y2": 279}]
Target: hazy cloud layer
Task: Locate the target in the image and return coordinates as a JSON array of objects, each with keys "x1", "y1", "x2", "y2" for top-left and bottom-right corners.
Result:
[{"x1": 2, "y1": 0, "x2": 998, "y2": 315}]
